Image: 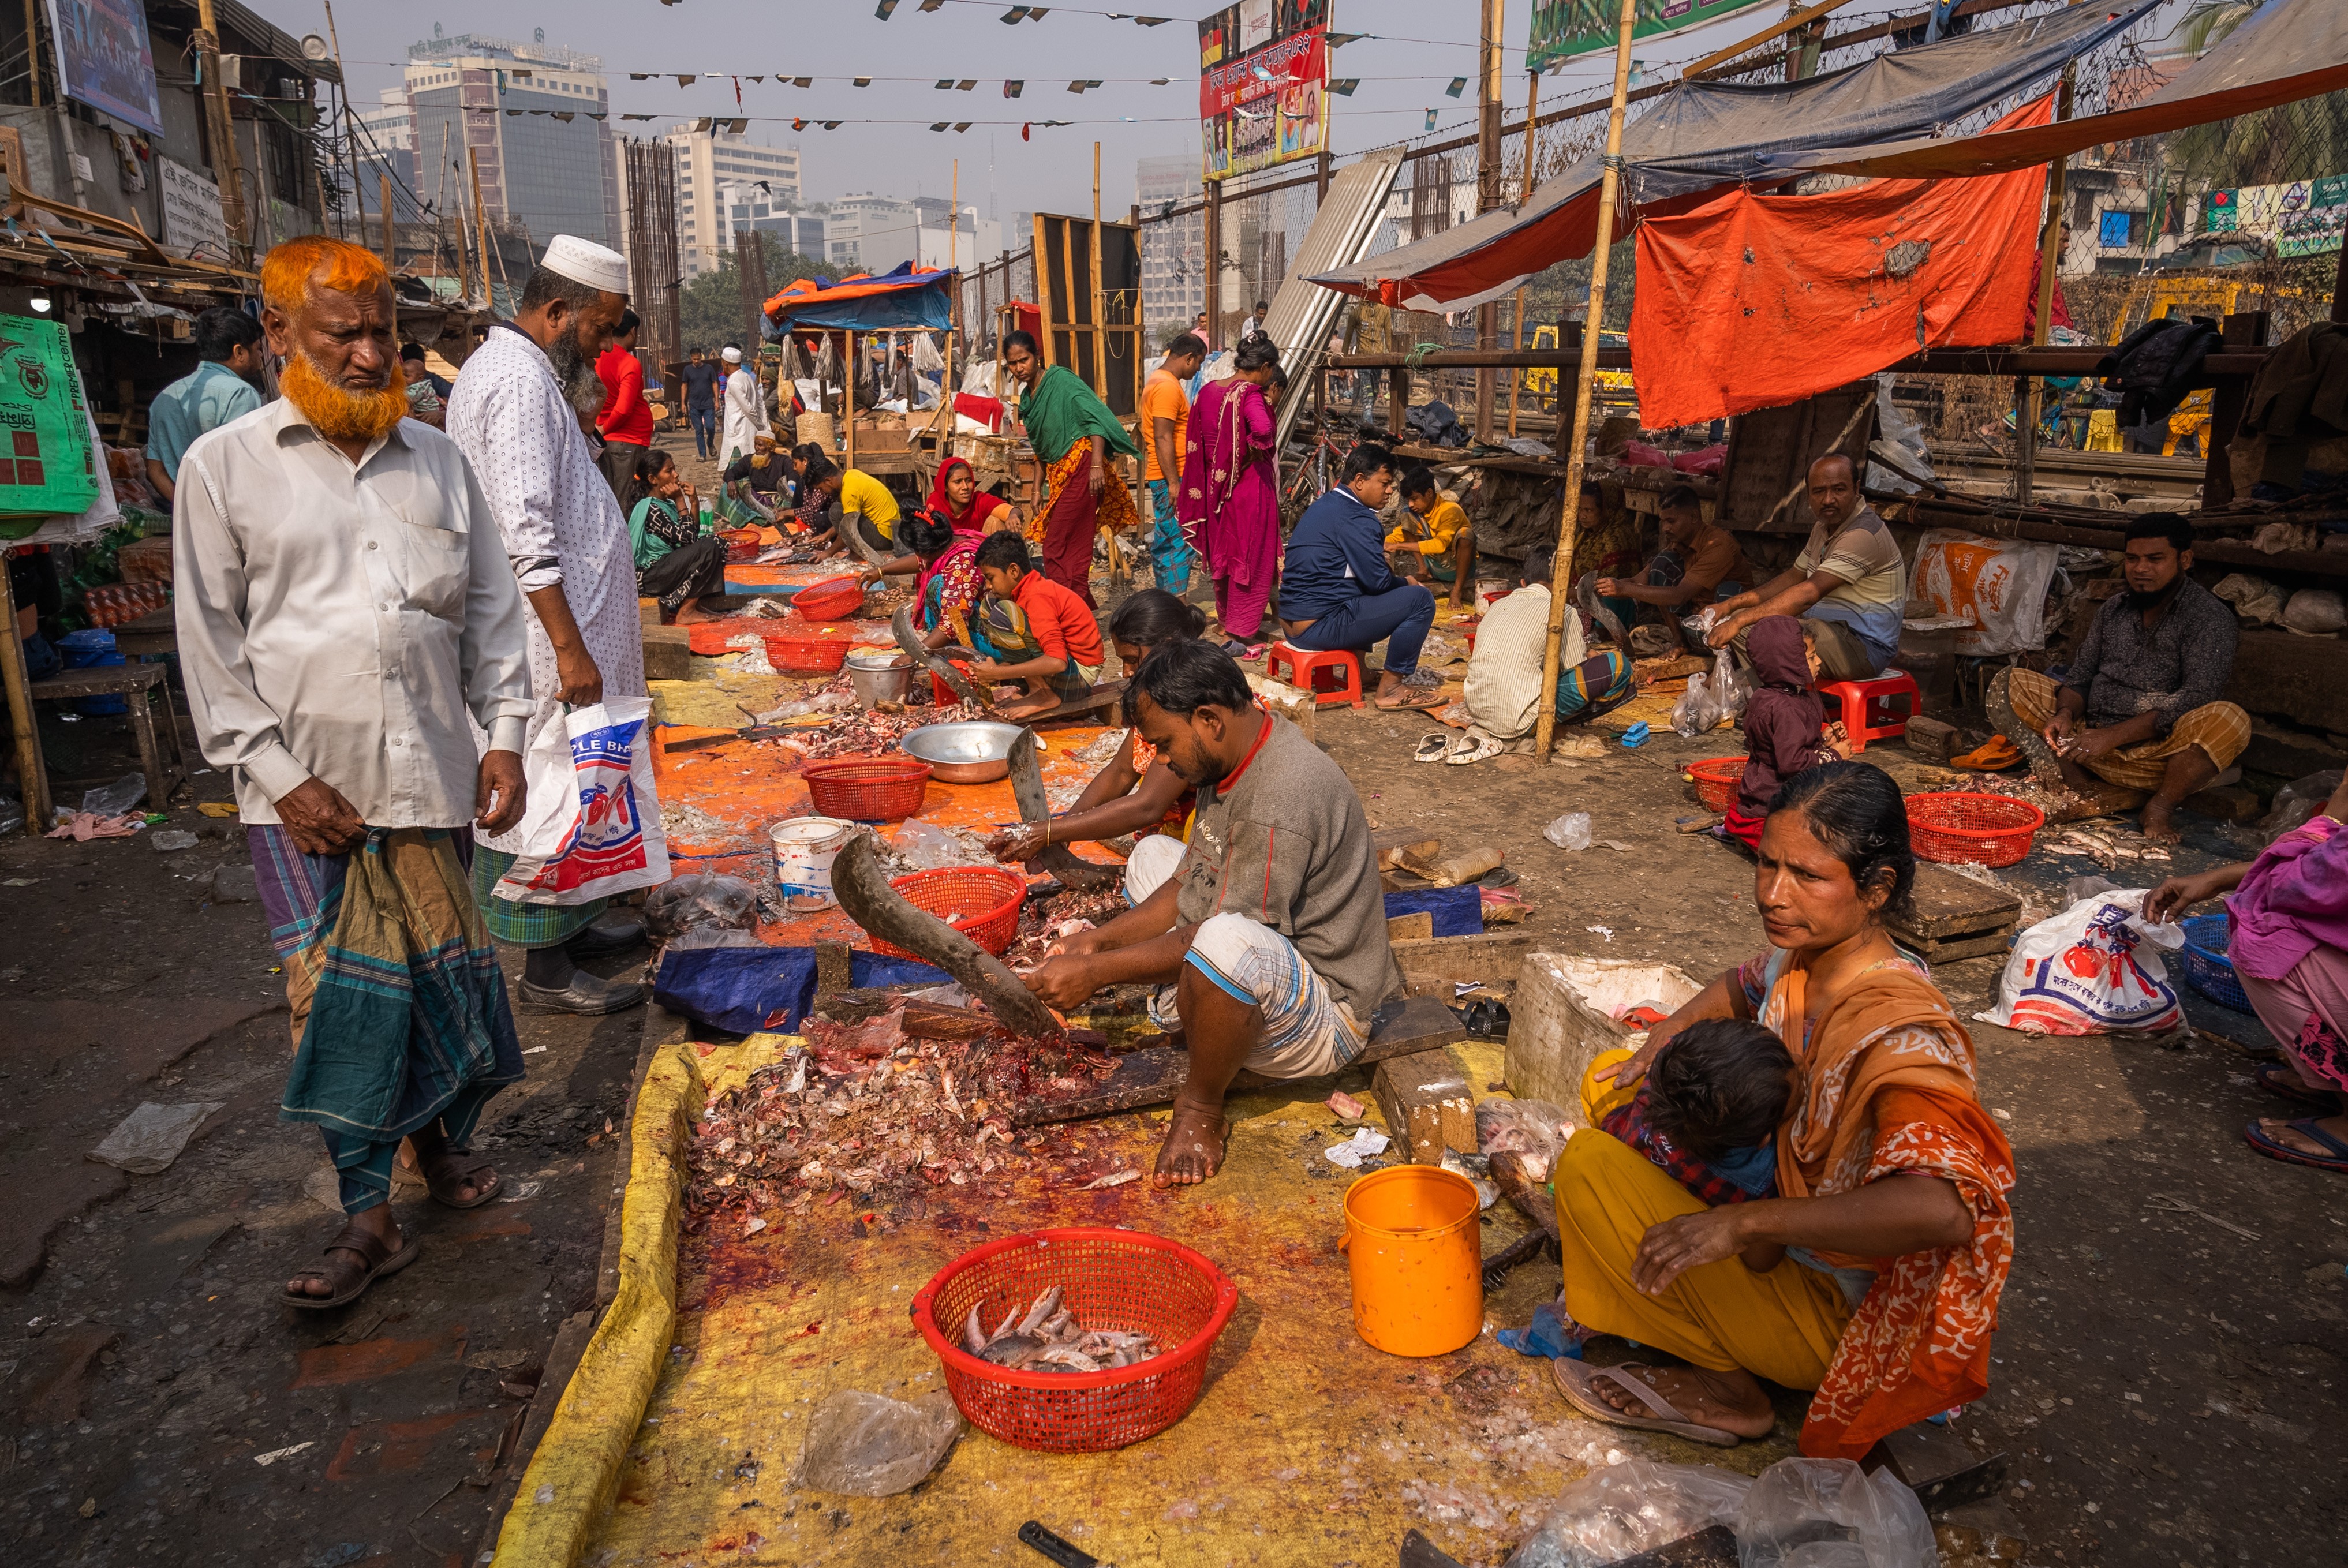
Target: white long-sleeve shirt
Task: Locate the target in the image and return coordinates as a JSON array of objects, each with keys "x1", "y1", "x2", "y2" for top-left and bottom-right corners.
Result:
[
  {"x1": 721, "y1": 366, "x2": 764, "y2": 463},
  {"x1": 173, "y1": 399, "x2": 533, "y2": 826}
]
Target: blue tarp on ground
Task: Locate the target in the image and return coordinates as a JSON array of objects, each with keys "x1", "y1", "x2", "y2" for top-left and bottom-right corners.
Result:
[{"x1": 653, "y1": 946, "x2": 952, "y2": 1035}]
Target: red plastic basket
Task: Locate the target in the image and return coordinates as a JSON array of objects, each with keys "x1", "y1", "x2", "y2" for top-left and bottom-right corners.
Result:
[
  {"x1": 1905, "y1": 791, "x2": 2046, "y2": 868},
  {"x1": 803, "y1": 756, "x2": 932, "y2": 821},
  {"x1": 687, "y1": 621, "x2": 756, "y2": 656},
  {"x1": 868, "y1": 866, "x2": 1027, "y2": 959},
  {"x1": 911, "y1": 1227, "x2": 1239, "y2": 1453},
  {"x1": 1685, "y1": 756, "x2": 1748, "y2": 814},
  {"x1": 790, "y1": 575, "x2": 866, "y2": 622},
  {"x1": 763, "y1": 620, "x2": 854, "y2": 674}
]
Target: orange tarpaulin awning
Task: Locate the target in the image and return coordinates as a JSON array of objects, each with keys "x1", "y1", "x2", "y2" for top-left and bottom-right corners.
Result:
[{"x1": 1629, "y1": 95, "x2": 2054, "y2": 431}]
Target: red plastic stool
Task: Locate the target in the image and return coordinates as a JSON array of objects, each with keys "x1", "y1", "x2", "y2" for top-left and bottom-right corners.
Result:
[
  {"x1": 1817, "y1": 668, "x2": 1921, "y2": 753},
  {"x1": 1265, "y1": 641, "x2": 1365, "y2": 708}
]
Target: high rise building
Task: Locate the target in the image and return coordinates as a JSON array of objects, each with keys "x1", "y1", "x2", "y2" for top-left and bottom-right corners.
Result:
[
  {"x1": 1135, "y1": 156, "x2": 1203, "y2": 337},
  {"x1": 663, "y1": 121, "x2": 803, "y2": 278},
  {"x1": 402, "y1": 31, "x2": 621, "y2": 252}
]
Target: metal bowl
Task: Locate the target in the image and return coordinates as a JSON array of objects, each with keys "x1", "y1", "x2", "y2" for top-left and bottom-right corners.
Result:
[{"x1": 899, "y1": 720, "x2": 1023, "y2": 784}]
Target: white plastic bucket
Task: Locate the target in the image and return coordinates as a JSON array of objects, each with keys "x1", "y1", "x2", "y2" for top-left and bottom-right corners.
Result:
[{"x1": 770, "y1": 816, "x2": 854, "y2": 911}]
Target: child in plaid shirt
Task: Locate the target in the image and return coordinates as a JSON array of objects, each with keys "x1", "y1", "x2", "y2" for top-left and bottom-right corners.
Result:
[{"x1": 1600, "y1": 1018, "x2": 1796, "y2": 1206}]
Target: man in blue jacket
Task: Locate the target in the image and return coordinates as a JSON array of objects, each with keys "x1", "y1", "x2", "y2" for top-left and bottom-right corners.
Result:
[{"x1": 1280, "y1": 446, "x2": 1439, "y2": 708}]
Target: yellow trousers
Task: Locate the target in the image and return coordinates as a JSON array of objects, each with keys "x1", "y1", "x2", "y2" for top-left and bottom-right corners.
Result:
[{"x1": 1554, "y1": 1052, "x2": 1850, "y2": 1387}]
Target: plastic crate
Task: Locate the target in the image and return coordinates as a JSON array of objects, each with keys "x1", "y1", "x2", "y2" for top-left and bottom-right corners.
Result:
[{"x1": 2179, "y1": 911, "x2": 2252, "y2": 1012}]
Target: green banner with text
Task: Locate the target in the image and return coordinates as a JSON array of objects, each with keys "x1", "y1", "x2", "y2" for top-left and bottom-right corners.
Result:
[{"x1": 1527, "y1": 0, "x2": 1774, "y2": 74}]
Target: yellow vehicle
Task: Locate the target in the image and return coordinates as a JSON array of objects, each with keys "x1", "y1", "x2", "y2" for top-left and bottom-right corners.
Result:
[{"x1": 1520, "y1": 324, "x2": 1633, "y2": 399}]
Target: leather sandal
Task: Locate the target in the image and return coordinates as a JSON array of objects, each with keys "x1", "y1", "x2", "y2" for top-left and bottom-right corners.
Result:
[
  {"x1": 420, "y1": 1148, "x2": 502, "y2": 1208},
  {"x1": 282, "y1": 1222, "x2": 421, "y2": 1312}
]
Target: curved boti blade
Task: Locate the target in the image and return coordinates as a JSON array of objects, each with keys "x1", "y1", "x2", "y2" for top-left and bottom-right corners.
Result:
[
  {"x1": 1007, "y1": 726, "x2": 1123, "y2": 893},
  {"x1": 829, "y1": 829, "x2": 1060, "y2": 1038},
  {"x1": 892, "y1": 604, "x2": 993, "y2": 712}
]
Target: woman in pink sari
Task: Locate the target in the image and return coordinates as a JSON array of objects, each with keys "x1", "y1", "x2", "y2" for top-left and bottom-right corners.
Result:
[
  {"x1": 1179, "y1": 335, "x2": 1287, "y2": 655},
  {"x1": 2148, "y1": 770, "x2": 2348, "y2": 1173}
]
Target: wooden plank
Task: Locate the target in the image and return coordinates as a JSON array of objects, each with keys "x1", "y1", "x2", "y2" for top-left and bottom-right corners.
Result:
[
  {"x1": 1874, "y1": 1420, "x2": 2010, "y2": 1512},
  {"x1": 1385, "y1": 911, "x2": 1435, "y2": 944},
  {"x1": 1391, "y1": 932, "x2": 1535, "y2": 996},
  {"x1": 1892, "y1": 862, "x2": 2022, "y2": 941},
  {"x1": 1373, "y1": 1047, "x2": 1475, "y2": 1164},
  {"x1": 1026, "y1": 680, "x2": 1128, "y2": 728},
  {"x1": 1015, "y1": 994, "x2": 1466, "y2": 1126},
  {"x1": 1909, "y1": 929, "x2": 2016, "y2": 965},
  {"x1": 643, "y1": 624, "x2": 693, "y2": 683}
]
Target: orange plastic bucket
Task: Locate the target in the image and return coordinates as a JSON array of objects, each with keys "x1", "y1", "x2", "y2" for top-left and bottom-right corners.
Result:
[{"x1": 1340, "y1": 1165, "x2": 1485, "y2": 1357}]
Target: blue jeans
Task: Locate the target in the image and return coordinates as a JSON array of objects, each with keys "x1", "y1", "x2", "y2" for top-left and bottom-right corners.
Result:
[
  {"x1": 1597, "y1": 550, "x2": 1741, "y2": 636},
  {"x1": 1289, "y1": 583, "x2": 1437, "y2": 678},
  {"x1": 1145, "y1": 479, "x2": 1192, "y2": 594},
  {"x1": 689, "y1": 405, "x2": 717, "y2": 459}
]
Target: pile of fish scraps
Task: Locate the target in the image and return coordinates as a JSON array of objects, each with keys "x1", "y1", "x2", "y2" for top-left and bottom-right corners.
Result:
[
  {"x1": 1003, "y1": 885, "x2": 1128, "y2": 970},
  {"x1": 786, "y1": 699, "x2": 988, "y2": 762},
  {"x1": 685, "y1": 997, "x2": 1125, "y2": 1231},
  {"x1": 962, "y1": 1285, "x2": 1160, "y2": 1372}
]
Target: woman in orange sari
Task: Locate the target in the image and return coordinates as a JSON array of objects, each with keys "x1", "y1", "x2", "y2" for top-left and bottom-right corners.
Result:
[{"x1": 1550, "y1": 762, "x2": 2014, "y2": 1459}]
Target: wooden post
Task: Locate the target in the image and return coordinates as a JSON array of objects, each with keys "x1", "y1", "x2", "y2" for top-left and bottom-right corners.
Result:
[
  {"x1": 1089, "y1": 143, "x2": 1107, "y2": 398},
  {"x1": 378, "y1": 174, "x2": 394, "y2": 270},
  {"x1": 2017, "y1": 64, "x2": 2074, "y2": 507},
  {"x1": 1317, "y1": 148, "x2": 1332, "y2": 202},
  {"x1": 1389, "y1": 364, "x2": 1409, "y2": 442},
  {"x1": 0, "y1": 557, "x2": 48, "y2": 836},
  {"x1": 1509, "y1": 68, "x2": 1539, "y2": 439},
  {"x1": 2203, "y1": 310, "x2": 2269, "y2": 510},
  {"x1": 467, "y1": 145, "x2": 493, "y2": 308},
  {"x1": 846, "y1": 328, "x2": 857, "y2": 474},
  {"x1": 941, "y1": 160, "x2": 959, "y2": 439},
  {"x1": 1533, "y1": 0, "x2": 1637, "y2": 763},
  {"x1": 323, "y1": 0, "x2": 361, "y2": 246},
  {"x1": 193, "y1": 0, "x2": 250, "y2": 261},
  {"x1": 1203, "y1": 178, "x2": 1222, "y2": 349},
  {"x1": 1474, "y1": 0, "x2": 1506, "y2": 440},
  {"x1": 21, "y1": 0, "x2": 35, "y2": 107},
  {"x1": 2332, "y1": 231, "x2": 2348, "y2": 324}
]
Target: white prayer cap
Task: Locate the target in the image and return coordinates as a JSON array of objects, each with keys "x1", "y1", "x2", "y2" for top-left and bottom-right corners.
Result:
[
  {"x1": 721, "y1": 345, "x2": 743, "y2": 364},
  {"x1": 540, "y1": 234, "x2": 629, "y2": 295}
]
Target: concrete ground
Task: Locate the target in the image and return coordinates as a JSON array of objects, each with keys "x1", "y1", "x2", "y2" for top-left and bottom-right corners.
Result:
[{"x1": 0, "y1": 704, "x2": 647, "y2": 1567}]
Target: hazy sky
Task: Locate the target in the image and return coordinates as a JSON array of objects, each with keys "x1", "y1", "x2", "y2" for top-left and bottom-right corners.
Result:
[{"x1": 320, "y1": 0, "x2": 2200, "y2": 215}]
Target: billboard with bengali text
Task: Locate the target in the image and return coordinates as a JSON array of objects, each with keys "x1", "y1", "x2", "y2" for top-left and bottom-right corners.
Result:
[
  {"x1": 1526, "y1": 0, "x2": 1774, "y2": 75},
  {"x1": 44, "y1": 0, "x2": 163, "y2": 138},
  {"x1": 1198, "y1": 0, "x2": 1330, "y2": 184}
]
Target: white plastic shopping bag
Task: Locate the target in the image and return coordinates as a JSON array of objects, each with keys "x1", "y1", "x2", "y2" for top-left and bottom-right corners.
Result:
[
  {"x1": 1975, "y1": 891, "x2": 2184, "y2": 1035},
  {"x1": 492, "y1": 698, "x2": 670, "y2": 906}
]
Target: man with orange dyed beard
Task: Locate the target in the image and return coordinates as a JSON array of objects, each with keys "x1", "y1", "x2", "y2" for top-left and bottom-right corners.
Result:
[{"x1": 174, "y1": 235, "x2": 535, "y2": 1311}]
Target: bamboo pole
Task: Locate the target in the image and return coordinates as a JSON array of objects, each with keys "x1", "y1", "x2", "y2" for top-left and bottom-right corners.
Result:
[
  {"x1": 1089, "y1": 143, "x2": 1106, "y2": 398},
  {"x1": 2017, "y1": 64, "x2": 2075, "y2": 507},
  {"x1": 1509, "y1": 68, "x2": 1539, "y2": 438},
  {"x1": 1474, "y1": 0, "x2": 1506, "y2": 440},
  {"x1": 323, "y1": 0, "x2": 360, "y2": 245},
  {"x1": 21, "y1": 0, "x2": 35, "y2": 107},
  {"x1": 944, "y1": 159, "x2": 958, "y2": 437},
  {"x1": 846, "y1": 328, "x2": 857, "y2": 475},
  {"x1": 0, "y1": 558, "x2": 48, "y2": 836},
  {"x1": 379, "y1": 173, "x2": 394, "y2": 271},
  {"x1": 1533, "y1": 0, "x2": 1638, "y2": 763},
  {"x1": 193, "y1": 0, "x2": 250, "y2": 261},
  {"x1": 467, "y1": 145, "x2": 493, "y2": 309}
]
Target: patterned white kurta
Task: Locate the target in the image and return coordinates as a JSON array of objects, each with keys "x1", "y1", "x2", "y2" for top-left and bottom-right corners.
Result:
[{"x1": 446, "y1": 324, "x2": 650, "y2": 856}]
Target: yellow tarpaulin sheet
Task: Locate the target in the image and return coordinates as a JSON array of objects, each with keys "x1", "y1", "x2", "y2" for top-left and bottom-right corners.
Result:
[{"x1": 496, "y1": 1035, "x2": 1794, "y2": 1566}]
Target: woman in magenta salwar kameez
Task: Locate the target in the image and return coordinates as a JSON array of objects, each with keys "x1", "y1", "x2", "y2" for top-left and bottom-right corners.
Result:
[{"x1": 1178, "y1": 334, "x2": 1287, "y2": 655}]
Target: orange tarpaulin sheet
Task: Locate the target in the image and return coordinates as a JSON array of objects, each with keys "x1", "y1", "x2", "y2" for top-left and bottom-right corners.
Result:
[{"x1": 1628, "y1": 95, "x2": 2052, "y2": 432}]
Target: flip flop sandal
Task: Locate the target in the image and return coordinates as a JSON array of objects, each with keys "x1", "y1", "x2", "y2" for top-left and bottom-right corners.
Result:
[
  {"x1": 420, "y1": 1148, "x2": 503, "y2": 1209},
  {"x1": 282, "y1": 1222, "x2": 422, "y2": 1312},
  {"x1": 1951, "y1": 738, "x2": 2024, "y2": 771},
  {"x1": 1414, "y1": 732, "x2": 1452, "y2": 763},
  {"x1": 2242, "y1": 1116, "x2": 2348, "y2": 1174},
  {"x1": 1479, "y1": 866, "x2": 1519, "y2": 889},
  {"x1": 1551, "y1": 1359, "x2": 1745, "y2": 1447},
  {"x1": 1447, "y1": 731, "x2": 1505, "y2": 765},
  {"x1": 2254, "y1": 1063, "x2": 2336, "y2": 1109}
]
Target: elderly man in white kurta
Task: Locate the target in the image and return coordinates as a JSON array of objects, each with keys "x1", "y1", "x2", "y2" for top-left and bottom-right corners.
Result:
[
  {"x1": 720, "y1": 343, "x2": 764, "y2": 466},
  {"x1": 446, "y1": 234, "x2": 652, "y2": 1016}
]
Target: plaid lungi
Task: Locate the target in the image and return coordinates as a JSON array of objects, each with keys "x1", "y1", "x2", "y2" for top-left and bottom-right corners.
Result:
[
  {"x1": 469, "y1": 845, "x2": 608, "y2": 948},
  {"x1": 2005, "y1": 667, "x2": 2250, "y2": 792}
]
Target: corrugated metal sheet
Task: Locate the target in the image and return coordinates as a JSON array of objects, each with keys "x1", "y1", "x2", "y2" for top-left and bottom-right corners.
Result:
[{"x1": 1257, "y1": 149, "x2": 1404, "y2": 456}]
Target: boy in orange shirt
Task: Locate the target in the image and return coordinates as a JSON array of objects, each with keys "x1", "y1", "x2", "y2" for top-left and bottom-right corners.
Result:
[
  {"x1": 1142, "y1": 333, "x2": 1206, "y2": 594},
  {"x1": 969, "y1": 531, "x2": 1105, "y2": 718}
]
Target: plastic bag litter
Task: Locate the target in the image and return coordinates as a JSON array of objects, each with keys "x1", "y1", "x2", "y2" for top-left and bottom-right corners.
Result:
[
  {"x1": 81, "y1": 772, "x2": 147, "y2": 817},
  {"x1": 2212, "y1": 571, "x2": 2285, "y2": 627},
  {"x1": 791, "y1": 1388, "x2": 963, "y2": 1497},
  {"x1": 1509, "y1": 1460, "x2": 1754, "y2": 1568},
  {"x1": 1712, "y1": 650, "x2": 1753, "y2": 722},
  {"x1": 757, "y1": 691, "x2": 854, "y2": 722},
  {"x1": 645, "y1": 874, "x2": 761, "y2": 942},
  {"x1": 2260, "y1": 769, "x2": 2343, "y2": 842},
  {"x1": 1736, "y1": 1457, "x2": 1937, "y2": 1568},
  {"x1": 1976, "y1": 891, "x2": 2184, "y2": 1035},
  {"x1": 889, "y1": 818, "x2": 992, "y2": 870},
  {"x1": 1671, "y1": 669, "x2": 1723, "y2": 738},
  {"x1": 1474, "y1": 1098, "x2": 1578, "y2": 1180},
  {"x1": 89, "y1": 1101, "x2": 225, "y2": 1174},
  {"x1": 149, "y1": 829, "x2": 199, "y2": 852},
  {"x1": 1542, "y1": 813, "x2": 1593, "y2": 851},
  {"x1": 723, "y1": 634, "x2": 777, "y2": 675}
]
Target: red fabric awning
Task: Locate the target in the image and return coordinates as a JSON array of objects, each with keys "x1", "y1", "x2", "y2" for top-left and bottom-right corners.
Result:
[{"x1": 1630, "y1": 96, "x2": 2053, "y2": 429}]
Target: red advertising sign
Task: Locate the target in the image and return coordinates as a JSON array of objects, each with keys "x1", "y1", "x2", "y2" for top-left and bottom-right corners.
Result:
[{"x1": 1198, "y1": 0, "x2": 1332, "y2": 182}]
